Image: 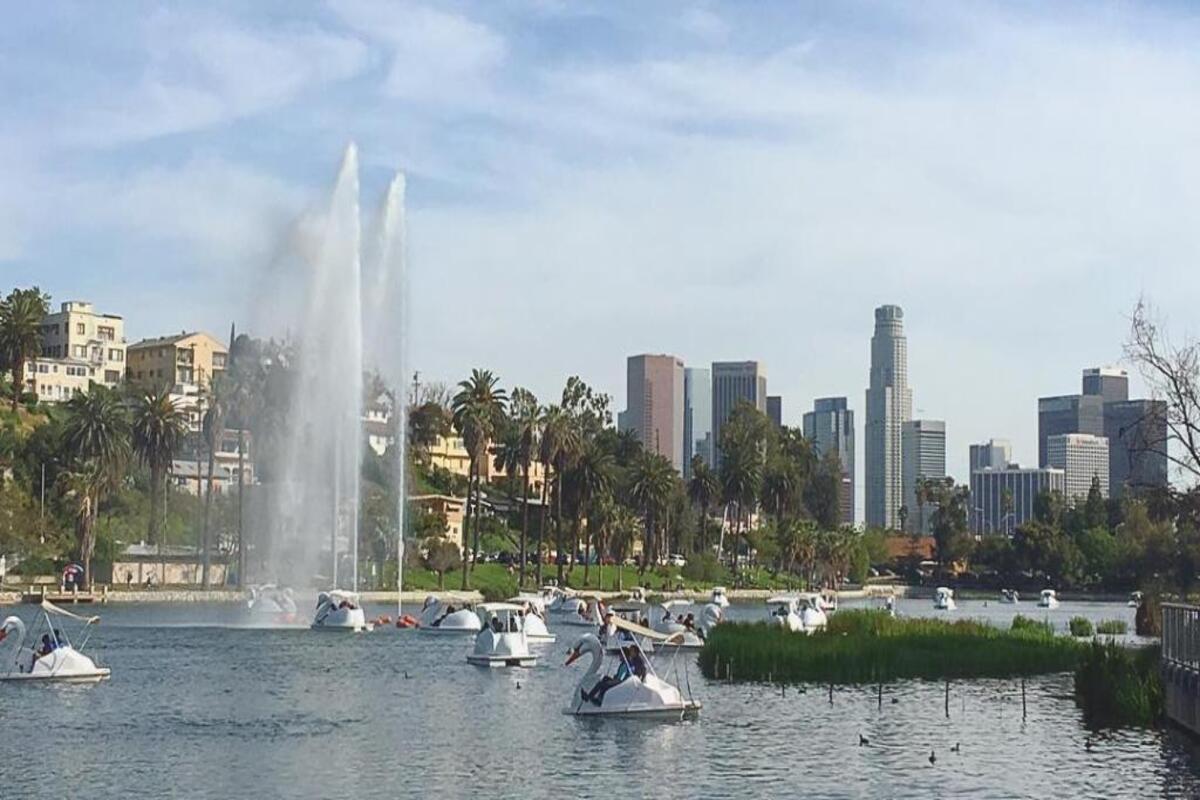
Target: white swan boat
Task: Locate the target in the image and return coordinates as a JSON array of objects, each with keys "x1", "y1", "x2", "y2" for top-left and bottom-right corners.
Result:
[
  {"x1": 933, "y1": 587, "x2": 957, "y2": 611},
  {"x1": 559, "y1": 596, "x2": 606, "y2": 628},
  {"x1": 247, "y1": 584, "x2": 299, "y2": 622},
  {"x1": 767, "y1": 595, "x2": 827, "y2": 633},
  {"x1": 603, "y1": 603, "x2": 656, "y2": 654},
  {"x1": 1, "y1": 601, "x2": 111, "y2": 683},
  {"x1": 650, "y1": 600, "x2": 705, "y2": 649},
  {"x1": 311, "y1": 590, "x2": 372, "y2": 632},
  {"x1": 545, "y1": 587, "x2": 577, "y2": 614},
  {"x1": 817, "y1": 591, "x2": 838, "y2": 614},
  {"x1": 709, "y1": 586, "x2": 730, "y2": 608},
  {"x1": 468, "y1": 604, "x2": 538, "y2": 667},
  {"x1": 508, "y1": 596, "x2": 555, "y2": 643},
  {"x1": 699, "y1": 602, "x2": 724, "y2": 634},
  {"x1": 1128, "y1": 591, "x2": 1143, "y2": 608},
  {"x1": 999, "y1": 589, "x2": 1019, "y2": 604},
  {"x1": 564, "y1": 618, "x2": 701, "y2": 718},
  {"x1": 418, "y1": 596, "x2": 482, "y2": 633},
  {"x1": 1038, "y1": 589, "x2": 1060, "y2": 609}
]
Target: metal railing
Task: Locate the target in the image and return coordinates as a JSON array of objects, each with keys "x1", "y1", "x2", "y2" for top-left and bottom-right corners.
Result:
[{"x1": 1162, "y1": 603, "x2": 1200, "y2": 669}]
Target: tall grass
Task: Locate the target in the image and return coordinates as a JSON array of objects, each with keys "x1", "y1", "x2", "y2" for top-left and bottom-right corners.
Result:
[
  {"x1": 1095, "y1": 619, "x2": 1128, "y2": 635},
  {"x1": 1069, "y1": 617, "x2": 1095, "y2": 637},
  {"x1": 699, "y1": 610, "x2": 1085, "y2": 684},
  {"x1": 1074, "y1": 642, "x2": 1162, "y2": 728}
]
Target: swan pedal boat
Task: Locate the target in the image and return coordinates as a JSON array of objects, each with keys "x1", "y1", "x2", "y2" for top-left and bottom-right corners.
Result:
[
  {"x1": 507, "y1": 595, "x2": 555, "y2": 643},
  {"x1": 649, "y1": 600, "x2": 706, "y2": 649},
  {"x1": 468, "y1": 603, "x2": 538, "y2": 667},
  {"x1": 418, "y1": 596, "x2": 483, "y2": 633},
  {"x1": 1, "y1": 601, "x2": 111, "y2": 683},
  {"x1": 933, "y1": 587, "x2": 957, "y2": 611},
  {"x1": 767, "y1": 595, "x2": 827, "y2": 633},
  {"x1": 565, "y1": 617, "x2": 700, "y2": 719},
  {"x1": 1037, "y1": 589, "x2": 1060, "y2": 609},
  {"x1": 311, "y1": 590, "x2": 373, "y2": 632}
]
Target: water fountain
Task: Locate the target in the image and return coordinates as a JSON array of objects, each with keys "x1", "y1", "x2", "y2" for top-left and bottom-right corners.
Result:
[{"x1": 253, "y1": 144, "x2": 407, "y2": 598}]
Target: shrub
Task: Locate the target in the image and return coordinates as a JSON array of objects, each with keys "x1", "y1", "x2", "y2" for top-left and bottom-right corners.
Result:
[
  {"x1": 1069, "y1": 617, "x2": 1094, "y2": 637},
  {"x1": 1011, "y1": 615, "x2": 1055, "y2": 636},
  {"x1": 1074, "y1": 641, "x2": 1162, "y2": 728},
  {"x1": 1095, "y1": 619, "x2": 1128, "y2": 635}
]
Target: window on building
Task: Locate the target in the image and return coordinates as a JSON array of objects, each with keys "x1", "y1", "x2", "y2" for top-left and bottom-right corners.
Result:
[
  {"x1": 108, "y1": 348, "x2": 123, "y2": 361},
  {"x1": 105, "y1": 370, "x2": 121, "y2": 384},
  {"x1": 97, "y1": 326, "x2": 114, "y2": 341},
  {"x1": 213, "y1": 353, "x2": 227, "y2": 369},
  {"x1": 73, "y1": 345, "x2": 86, "y2": 358},
  {"x1": 75, "y1": 322, "x2": 85, "y2": 335}
]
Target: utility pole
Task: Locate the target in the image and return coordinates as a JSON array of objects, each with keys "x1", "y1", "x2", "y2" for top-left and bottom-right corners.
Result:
[{"x1": 39, "y1": 463, "x2": 45, "y2": 544}]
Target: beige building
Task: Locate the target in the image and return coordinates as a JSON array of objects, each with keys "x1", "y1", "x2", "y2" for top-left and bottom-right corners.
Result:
[
  {"x1": 23, "y1": 357, "x2": 97, "y2": 403},
  {"x1": 127, "y1": 331, "x2": 227, "y2": 392},
  {"x1": 39, "y1": 301, "x2": 126, "y2": 388},
  {"x1": 622, "y1": 354, "x2": 686, "y2": 471},
  {"x1": 410, "y1": 494, "x2": 466, "y2": 550},
  {"x1": 171, "y1": 429, "x2": 255, "y2": 496},
  {"x1": 426, "y1": 434, "x2": 546, "y2": 495}
]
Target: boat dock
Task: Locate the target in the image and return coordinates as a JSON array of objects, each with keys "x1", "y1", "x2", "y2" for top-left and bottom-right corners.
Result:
[{"x1": 18, "y1": 586, "x2": 107, "y2": 604}]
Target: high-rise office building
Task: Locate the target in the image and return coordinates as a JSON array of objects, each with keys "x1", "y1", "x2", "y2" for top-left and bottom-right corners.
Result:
[
  {"x1": 902, "y1": 419, "x2": 946, "y2": 534},
  {"x1": 970, "y1": 465, "x2": 1065, "y2": 535},
  {"x1": 1039, "y1": 366, "x2": 1169, "y2": 498},
  {"x1": 969, "y1": 439, "x2": 1012, "y2": 473},
  {"x1": 1082, "y1": 366, "x2": 1129, "y2": 404},
  {"x1": 1038, "y1": 394, "x2": 1105, "y2": 467},
  {"x1": 1104, "y1": 399, "x2": 1169, "y2": 494},
  {"x1": 1047, "y1": 433, "x2": 1109, "y2": 500},
  {"x1": 711, "y1": 361, "x2": 767, "y2": 469},
  {"x1": 865, "y1": 305, "x2": 912, "y2": 530},
  {"x1": 766, "y1": 396, "x2": 782, "y2": 428},
  {"x1": 623, "y1": 354, "x2": 685, "y2": 471},
  {"x1": 803, "y1": 397, "x2": 855, "y2": 525},
  {"x1": 683, "y1": 367, "x2": 713, "y2": 476}
]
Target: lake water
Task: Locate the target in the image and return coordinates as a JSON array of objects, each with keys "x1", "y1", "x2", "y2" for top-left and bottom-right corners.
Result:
[{"x1": 1, "y1": 597, "x2": 1195, "y2": 799}]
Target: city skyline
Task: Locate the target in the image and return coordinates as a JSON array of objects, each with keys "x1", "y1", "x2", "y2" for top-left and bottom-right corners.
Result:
[{"x1": 1, "y1": 1, "x2": 1186, "y2": 494}]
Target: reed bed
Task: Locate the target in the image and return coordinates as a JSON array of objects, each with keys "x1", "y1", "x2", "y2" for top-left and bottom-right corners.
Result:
[
  {"x1": 699, "y1": 610, "x2": 1085, "y2": 684},
  {"x1": 1074, "y1": 641, "x2": 1162, "y2": 727},
  {"x1": 1069, "y1": 616, "x2": 1095, "y2": 637},
  {"x1": 1095, "y1": 619, "x2": 1129, "y2": 635}
]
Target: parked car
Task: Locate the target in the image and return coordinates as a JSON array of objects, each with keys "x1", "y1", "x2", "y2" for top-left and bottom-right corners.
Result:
[{"x1": 668, "y1": 553, "x2": 687, "y2": 567}]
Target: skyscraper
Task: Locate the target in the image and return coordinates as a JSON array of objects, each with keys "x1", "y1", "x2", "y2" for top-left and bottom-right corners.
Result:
[
  {"x1": 902, "y1": 419, "x2": 946, "y2": 534},
  {"x1": 683, "y1": 367, "x2": 713, "y2": 476},
  {"x1": 767, "y1": 395, "x2": 782, "y2": 428},
  {"x1": 1047, "y1": 433, "x2": 1110, "y2": 500},
  {"x1": 1082, "y1": 367, "x2": 1129, "y2": 404},
  {"x1": 623, "y1": 354, "x2": 685, "y2": 471},
  {"x1": 803, "y1": 397, "x2": 855, "y2": 525},
  {"x1": 1037, "y1": 394, "x2": 1105, "y2": 467},
  {"x1": 865, "y1": 305, "x2": 912, "y2": 530},
  {"x1": 711, "y1": 361, "x2": 767, "y2": 469},
  {"x1": 969, "y1": 439, "x2": 1012, "y2": 473}
]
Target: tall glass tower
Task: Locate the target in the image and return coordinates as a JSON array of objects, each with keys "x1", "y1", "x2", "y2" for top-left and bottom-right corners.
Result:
[{"x1": 865, "y1": 305, "x2": 912, "y2": 530}]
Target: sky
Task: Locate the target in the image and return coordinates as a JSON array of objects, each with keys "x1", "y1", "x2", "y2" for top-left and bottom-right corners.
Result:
[{"x1": 4, "y1": 0, "x2": 1200, "y2": 510}]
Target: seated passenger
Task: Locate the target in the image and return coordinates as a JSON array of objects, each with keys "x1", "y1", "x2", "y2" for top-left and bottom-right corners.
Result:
[{"x1": 584, "y1": 647, "x2": 638, "y2": 706}]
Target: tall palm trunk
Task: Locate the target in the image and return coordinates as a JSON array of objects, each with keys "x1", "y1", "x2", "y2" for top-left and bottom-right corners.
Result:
[
  {"x1": 11, "y1": 358, "x2": 25, "y2": 411},
  {"x1": 236, "y1": 431, "x2": 245, "y2": 588},
  {"x1": 201, "y1": 442, "x2": 216, "y2": 588},
  {"x1": 79, "y1": 499, "x2": 97, "y2": 591},
  {"x1": 519, "y1": 461, "x2": 530, "y2": 587},
  {"x1": 536, "y1": 466, "x2": 549, "y2": 586},
  {"x1": 460, "y1": 455, "x2": 476, "y2": 590},
  {"x1": 148, "y1": 462, "x2": 162, "y2": 544},
  {"x1": 583, "y1": 517, "x2": 592, "y2": 586},
  {"x1": 555, "y1": 475, "x2": 565, "y2": 584},
  {"x1": 470, "y1": 467, "x2": 483, "y2": 572}
]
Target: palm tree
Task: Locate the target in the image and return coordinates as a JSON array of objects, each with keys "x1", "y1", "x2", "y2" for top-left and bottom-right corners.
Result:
[
  {"x1": 499, "y1": 387, "x2": 538, "y2": 586},
  {"x1": 0, "y1": 287, "x2": 51, "y2": 410},
  {"x1": 130, "y1": 386, "x2": 188, "y2": 549},
  {"x1": 687, "y1": 456, "x2": 719, "y2": 555},
  {"x1": 720, "y1": 444, "x2": 762, "y2": 570},
  {"x1": 628, "y1": 452, "x2": 675, "y2": 572},
  {"x1": 200, "y1": 385, "x2": 225, "y2": 587},
  {"x1": 451, "y1": 369, "x2": 507, "y2": 589},
  {"x1": 540, "y1": 406, "x2": 581, "y2": 584},
  {"x1": 61, "y1": 387, "x2": 131, "y2": 587},
  {"x1": 569, "y1": 442, "x2": 613, "y2": 585}
]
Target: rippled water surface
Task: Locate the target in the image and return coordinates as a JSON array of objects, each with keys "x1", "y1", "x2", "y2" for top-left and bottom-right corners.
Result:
[{"x1": 1, "y1": 598, "x2": 1195, "y2": 799}]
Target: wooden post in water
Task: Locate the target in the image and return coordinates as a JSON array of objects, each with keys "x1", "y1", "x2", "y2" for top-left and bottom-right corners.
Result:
[
  {"x1": 945, "y1": 681, "x2": 950, "y2": 718},
  {"x1": 829, "y1": 682, "x2": 834, "y2": 705},
  {"x1": 878, "y1": 682, "x2": 883, "y2": 710},
  {"x1": 1021, "y1": 677, "x2": 1027, "y2": 721}
]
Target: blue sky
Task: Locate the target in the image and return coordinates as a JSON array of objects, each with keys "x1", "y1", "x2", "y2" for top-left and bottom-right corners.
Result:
[{"x1": 4, "y1": 1, "x2": 1200, "y2": 499}]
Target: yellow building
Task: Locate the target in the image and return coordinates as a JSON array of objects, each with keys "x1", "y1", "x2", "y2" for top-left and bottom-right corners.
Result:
[
  {"x1": 39, "y1": 300, "x2": 126, "y2": 387},
  {"x1": 426, "y1": 435, "x2": 546, "y2": 494},
  {"x1": 24, "y1": 357, "x2": 97, "y2": 403},
  {"x1": 410, "y1": 494, "x2": 466, "y2": 550},
  {"x1": 127, "y1": 331, "x2": 228, "y2": 392}
]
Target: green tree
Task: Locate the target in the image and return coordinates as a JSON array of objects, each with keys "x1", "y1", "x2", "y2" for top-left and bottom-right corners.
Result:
[
  {"x1": 687, "y1": 455, "x2": 720, "y2": 554},
  {"x1": 0, "y1": 287, "x2": 51, "y2": 410},
  {"x1": 568, "y1": 441, "x2": 613, "y2": 584},
  {"x1": 451, "y1": 369, "x2": 508, "y2": 589},
  {"x1": 424, "y1": 538, "x2": 461, "y2": 589},
  {"x1": 60, "y1": 387, "x2": 131, "y2": 587},
  {"x1": 130, "y1": 387, "x2": 188, "y2": 548},
  {"x1": 496, "y1": 386, "x2": 538, "y2": 586},
  {"x1": 628, "y1": 452, "x2": 674, "y2": 572}
]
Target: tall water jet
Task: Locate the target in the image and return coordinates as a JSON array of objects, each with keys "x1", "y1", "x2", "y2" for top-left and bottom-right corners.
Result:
[{"x1": 266, "y1": 144, "x2": 365, "y2": 590}]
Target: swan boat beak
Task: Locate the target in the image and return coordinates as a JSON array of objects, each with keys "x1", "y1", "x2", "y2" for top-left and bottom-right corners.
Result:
[{"x1": 564, "y1": 647, "x2": 581, "y2": 666}]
